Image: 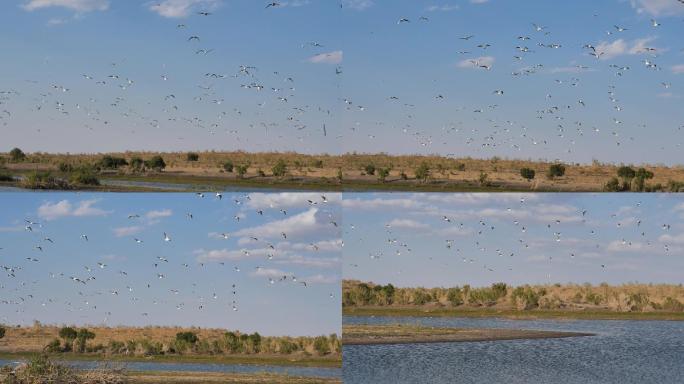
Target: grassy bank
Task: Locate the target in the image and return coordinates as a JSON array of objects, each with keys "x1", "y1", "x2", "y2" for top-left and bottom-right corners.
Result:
[
  {"x1": 0, "y1": 352, "x2": 340, "y2": 368},
  {"x1": 342, "y1": 324, "x2": 593, "y2": 345},
  {"x1": 2, "y1": 150, "x2": 683, "y2": 192},
  {"x1": 343, "y1": 280, "x2": 684, "y2": 320},
  {"x1": 127, "y1": 370, "x2": 340, "y2": 383}
]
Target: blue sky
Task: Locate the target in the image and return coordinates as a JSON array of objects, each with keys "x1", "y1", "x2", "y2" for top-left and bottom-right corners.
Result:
[
  {"x1": 0, "y1": 192, "x2": 341, "y2": 336},
  {"x1": 343, "y1": 193, "x2": 684, "y2": 288},
  {"x1": 1, "y1": 0, "x2": 683, "y2": 164}
]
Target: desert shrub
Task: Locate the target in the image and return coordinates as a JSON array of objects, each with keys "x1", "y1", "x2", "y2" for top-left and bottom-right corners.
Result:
[
  {"x1": 0, "y1": 326, "x2": 5, "y2": 339},
  {"x1": 44, "y1": 338, "x2": 61, "y2": 352},
  {"x1": 99, "y1": 155, "x2": 128, "y2": 169},
  {"x1": 313, "y1": 336, "x2": 330, "y2": 355},
  {"x1": 108, "y1": 340, "x2": 126, "y2": 354},
  {"x1": 547, "y1": 163, "x2": 566, "y2": 179},
  {"x1": 662, "y1": 297, "x2": 684, "y2": 312},
  {"x1": 129, "y1": 157, "x2": 144, "y2": 171},
  {"x1": 511, "y1": 286, "x2": 546, "y2": 309},
  {"x1": 236, "y1": 164, "x2": 249, "y2": 178},
  {"x1": 520, "y1": 167, "x2": 535, "y2": 181},
  {"x1": 627, "y1": 293, "x2": 650, "y2": 312},
  {"x1": 377, "y1": 167, "x2": 390, "y2": 182},
  {"x1": 313, "y1": 159, "x2": 324, "y2": 168},
  {"x1": 272, "y1": 159, "x2": 288, "y2": 177},
  {"x1": 257, "y1": 168, "x2": 266, "y2": 177},
  {"x1": 186, "y1": 152, "x2": 199, "y2": 161},
  {"x1": 224, "y1": 332, "x2": 243, "y2": 353},
  {"x1": 21, "y1": 171, "x2": 71, "y2": 190},
  {"x1": 415, "y1": 162, "x2": 430, "y2": 182},
  {"x1": 447, "y1": 287, "x2": 463, "y2": 306},
  {"x1": 364, "y1": 164, "x2": 376, "y2": 175},
  {"x1": 70, "y1": 170, "x2": 100, "y2": 186},
  {"x1": 456, "y1": 163, "x2": 466, "y2": 171},
  {"x1": 58, "y1": 162, "x2": 74, "y2": 173},
  {"x1": 604, "y1": 177, "x2": 622, "y2": 192},
  {"x1": 144, "y1": 155, "x2": 166, "y2": 171},
  {"x1": 176, "y1": 331, "x2": 198, "y2": 345},
  {"x1": 412, "y1": 289, "x2": 432, "y2": 305},
  {"x1": 222, "y1": 160, "x2": 234, "y2": 172},
  {"x1": 279, "y1": 339, "x2": 299, "y2": 354},
  {"x1": 9, "y1": 147, "x2": 26, "y2": 162},
  {"x1": 584, "y1": 291, "x2": 603, "y2": 305},
  {"x1": 617, "y1": 166, "x2": 636, "y2": 180},
  {"x1": 478, "y1": 171, "x2": 490, "y2": 186}
]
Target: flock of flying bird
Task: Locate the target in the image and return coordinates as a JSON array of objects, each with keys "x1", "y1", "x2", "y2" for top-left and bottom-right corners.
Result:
[
  {"x1": 0, "y1": 193, "x2": 340, "y2": 326},
  {"x1": 1, "y1": 2, "x2": 682, "y2": 161},
  {"x1": 345, "y1": 196, "x2": 679, "y2": 282}
]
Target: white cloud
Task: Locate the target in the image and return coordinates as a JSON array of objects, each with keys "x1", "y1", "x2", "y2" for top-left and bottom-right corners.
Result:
[
  {"x1": 274, "y1": 255, "x2": 341, "y2": 269},
  {"x1": 22, "y1": 0, "x2": 109, "y2": 12},
  {"x1": 427, "y1": 4, "x2": 459, "y2": 11},
  {"x1": 386, "y1": 219, "x2": 429, "y2": 230},
  {"x1": 672, "y1": 65, "x2": 684, "y2": 74},
  {"x1": 342, "y1": 198, "x2": 423, "y2": 210},
  {"x1": 302, "y1": 274, "x2": 338, "y2": 284},
  {"x1": 457, "y1": 56, "x2": 494, "y2": 69},
  {"x1": 595, "y1": 37, "x2": 661, "y2": 60},
  {"x1": 194, "y1": 247, "x2": 273, "y2": 262},
  {"x1": 113, "y1": 226, "x2": 143, "y2": 237},
  {"x1": 659, "y1": 233, "x2": 684, "y2": 244},
  {"x1": 148, "y1": 0, "x2": 220, "y2": 18},
  {"x1": 146, "y1": 209, "x2": 172, "y2": 220},
  {"x1": 630, "y1": 0, "x2": 684, "y2": 16},
  {"x1": 342, "y1": 0, "x2": 374, "y2": 10},
  {"x1": 606, "y1": 240, "x2": 650, "y2": 252},
  {"x1": 233, "y1": 208, "x2": 329, "y2": 239},
  {"x1": 245, "y1": 193, "x2": 340, "y2": 209},
  {"x1": 251, "y1": 268, "x2": 289, "y2": 278},
  {"x1": 38, "y1": 199, "x2": 110, "y2": 221},
  {"x1": 308, "y1": 51, "x2": 343, "y2": 65},
  {"x1": 282, "y1": 239, "x2": 343, "y2": 252}
]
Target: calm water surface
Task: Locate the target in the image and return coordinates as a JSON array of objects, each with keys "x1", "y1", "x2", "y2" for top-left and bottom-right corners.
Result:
[{"x1": 343, "y1": 316, "x2": 684, "y2": 384}]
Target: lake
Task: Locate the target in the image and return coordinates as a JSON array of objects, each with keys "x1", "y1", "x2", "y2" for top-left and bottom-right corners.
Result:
[
  {"x1": 343, "y1": 316, "x2": 684, "y2": 384},
  {"x1": 0, "y1": 358, "x2": 341, "y2": 379}
]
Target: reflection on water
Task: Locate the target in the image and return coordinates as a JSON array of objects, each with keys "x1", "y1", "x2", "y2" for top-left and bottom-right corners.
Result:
[
  {"x1": 343, "y1": 316, "x2": 684, "y2": 384},
  {"x1": 0, "y1": 359, "x2": 341, "y2": 379}
]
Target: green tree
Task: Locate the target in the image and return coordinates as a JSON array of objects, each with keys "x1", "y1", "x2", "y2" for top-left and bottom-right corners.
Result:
[
  {"x1": 236, "y1": 164, "x2": 249, "y2": 179},
  {"x1": 9, "y1": 147, "x2": 26, "y2": 162},
  {"x1": 99, "y1": 155, "x2": 128, "y2": 169},
  {"x1": 377, "y1": 167, "x2": 391, "y2": 182},
  {"x1": 415, "y1": 162, "x2": 430, "y2": 182},
  {"x1": 129, "y1": 157, "x2": 144, "y2": 171},
  {"x1": 520, "y1": 167, "x2": 535, "y2": 181},
  {"x1": 176, "y1": 331, "x2": 199, "y2": 344},
  {"x1": 222, "y1": 161, "x2": 234, "y2": 173},
  {"x1": 617, "y1": 166, "x2": 636, "y2": 180},
  {"x1": 364, "y1": 164, "x2": 376, "y2": 176},
  {"x1": 144, "y1": 155, "x2": 166, "y2": 171},
  {"x1": 59, "y1": 327, "x2": 78, "y2": 351},
  {"x1": 547, "y1": 163, "x2": 566, "y2": 179},
  {"x1": 75, "y1": 328, "x2": 95, "y2": 353},
  {"x1": 313, "y1": 336, "x2": 330, "y2": 355},
  {"x1": 272, "y1": 159, "x2": 288, "y2": 177}
]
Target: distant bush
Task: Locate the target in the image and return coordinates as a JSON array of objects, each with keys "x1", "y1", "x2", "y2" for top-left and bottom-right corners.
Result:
[
  {"x1": 129, "y1": 157, "x2": 144, "y2": 171},
  {"x1": 99, "y1": 155, "x2": 128, "y2": 169},
  {"x1": 58, "y1": 162, "x2": 74, "y2": 173},
  {"x1": 520, "y1": 167, "x2": 535, "y2": 181},
  {"x1": 456, "y1": 163, "x2": 466, "y2": 171},
  {"x1": 364, "y1": 164, "x2": 376, "y2": 175},
  {"x1": 447, "y1": 288, "x2": 463, "y2": 306},
  {"x1": 222, "y1": 161, "x2": 234, "y2": 173},
  {"x1": 9, "y1": 147, "x2": 26, "y2": 162},
  {"x1": 21, "y1": 171, "x2": 71, "y2": 190},
  {"x1": 278, "y1": 339, "x2": 299, "y2": 354},
  {"x1": 272, "y1": 159, "x2": 288, "y2": 177},
  {"x1": 186, "y1": 152, "x2": 199, "y2": 162},
  {"x1": 547, "y1": 163, "x2": 566, "y2": 179},
  {"x1": 45, "y1": 338, "x2": 61, "y2": 352},
  {"x1": 69, "y1": 170, "x2": 100, "y2": 186},
  {"x1": 617, "y1": 166, "x2": 636, "y2": 180},
  {"x1": 415, "y1": 162, "x2": 430, "y2": 182},
  {"x1": 313, "y1": 336, "x2": 330, "y2": 355},
  {"x1": 511, "y1": 286, "x2": 546, "y2": 309},
  {"x1": 236, "y1": 164, "x2": 249, "y2": 178},
  {"x1": 0, "y1": 326, "x2": 5, "y2": 339},
  {"x1": 478, "y1": 171, "x2": 490, "y2": 186},
  {"x1": 662, "y1": 297, "x2": 684, "y2": 312},
  {"x1": 144, "y1": 155, "x2": 166, "y2": 171},
  {"x1": 377, "y1": 167, "x2": 390, "y2": 182},
  {"x1": 176, "y1": 331, "x2": 199, "y2": 344}
]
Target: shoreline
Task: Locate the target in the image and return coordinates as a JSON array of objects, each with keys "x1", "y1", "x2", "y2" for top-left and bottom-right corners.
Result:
[
  {"x1": 0, "y1": 352, "x2": 341, "y2": 368},
  {"x1": 342, "y1": 306, "x2": 684, "y2": 321},
  {"x1": 342, "y1": 325, "x2": 593, "y2": 346}
]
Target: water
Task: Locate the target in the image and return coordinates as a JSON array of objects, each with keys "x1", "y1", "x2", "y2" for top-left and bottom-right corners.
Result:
[
  {"x1": 343, "y1": 316, "x2": 684, "y2": 384},
  {"x1": 0, "y1": 358, "x2": 341, "y2": 379}
]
